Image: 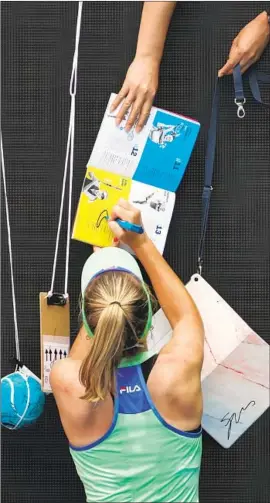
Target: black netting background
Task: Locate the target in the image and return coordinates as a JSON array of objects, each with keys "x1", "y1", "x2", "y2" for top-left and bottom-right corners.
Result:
[{"x1": 1, "y1": 2, "x2": 270, "y2": 502}]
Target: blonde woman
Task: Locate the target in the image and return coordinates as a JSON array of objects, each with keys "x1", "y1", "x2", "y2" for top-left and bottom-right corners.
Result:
[{"x1": 50, "y1": 199, "x2": 204, "y2": 503}]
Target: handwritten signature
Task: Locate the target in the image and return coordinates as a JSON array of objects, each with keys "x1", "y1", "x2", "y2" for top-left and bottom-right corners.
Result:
[
  {"x1": 96, "y1": 209, "x2": 109, "y2": 229},
  {"x1": 221, "y1": 401, "x2": 256, "y2": 440}
]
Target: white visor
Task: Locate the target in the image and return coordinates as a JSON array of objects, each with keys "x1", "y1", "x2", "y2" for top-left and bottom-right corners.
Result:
[{"x1": 81, "y1": 247, "x2": 143, "y2": 294}]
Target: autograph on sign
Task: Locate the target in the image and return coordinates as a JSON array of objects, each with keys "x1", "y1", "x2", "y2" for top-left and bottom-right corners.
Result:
[
  {"x1": 221, "y1": 401, "x2": 256, "y2": 440},
  {"x1": 96, "y1": 209, "x2": 109, "y2": 229}
]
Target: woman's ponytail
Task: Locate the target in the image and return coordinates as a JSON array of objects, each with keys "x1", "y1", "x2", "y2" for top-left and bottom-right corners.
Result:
[
  {"x1": 79, "y1": 270, "x2": 152, "y2": 402},
  {"x1": 80, "y1": 303, "x2": 126, "y2": 402}
]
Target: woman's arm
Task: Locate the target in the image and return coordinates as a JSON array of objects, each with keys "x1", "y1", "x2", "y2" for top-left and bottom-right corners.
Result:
[
  {"x1": 135, "y1": 238, "x2": 202, "y2": 327},
  {"x1": 111, "y1": 2, "x2": 177, "y2": 132},
  {"x1": 109, "y1": 200, "x2": 204, "y2": 368},
  {"x1": 136, "y1": 236, "x2": 204, "y2": 371},
  {"x1": 135, "y1": 1, "x2": 177, "y2": 65}
]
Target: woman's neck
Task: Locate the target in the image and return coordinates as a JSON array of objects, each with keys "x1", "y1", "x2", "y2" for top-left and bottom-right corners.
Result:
[
  {"x1": 69, "y1": 326, "x2": 151, "y2": 364},
  {"x1": 69, "y1": 326, "x2": 92, "y2": 360}
]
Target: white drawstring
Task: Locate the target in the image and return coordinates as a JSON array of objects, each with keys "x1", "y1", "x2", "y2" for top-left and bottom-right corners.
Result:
[
  {"x1": 1, "y1": 134, "x2": 21, "y2": 363},
  {"x1": 49, "y1": 1, "x2": 83, "y2": 297},
  {"x1": 1, "y1": 2, "x2": 83, "y2": 373},
  {"x1": 1, "y1": 2, "x2": 83, "y2": 370}
]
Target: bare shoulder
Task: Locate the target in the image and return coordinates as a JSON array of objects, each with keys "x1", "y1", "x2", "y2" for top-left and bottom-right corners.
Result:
[
  {"x1": 148, "y1": 350, "x2": 203, "y2": 430},
  {"x1": 150, "y1": 351, "x2": 202, "y2": 394},
  {"x1": 148, "y1": 318, "x2": 204, "y2": 405},
  {"x1": 49, "y1": 357, "x2": 82, "y2": 394},
  {"x1": 159, "y1": 315, "x2": 204, "y2": 373},
  {"x1": 49, "y1": 357, "x2": 94, "y2": 440}
]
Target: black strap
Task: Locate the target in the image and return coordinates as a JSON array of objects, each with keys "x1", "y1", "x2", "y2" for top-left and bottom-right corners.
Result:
[
  {"x1": 249, "y1": 70, "x2": 270, "y2": 106},
  {"x1": 197, "y1": 64, "x2": 270, "y2": 275}
]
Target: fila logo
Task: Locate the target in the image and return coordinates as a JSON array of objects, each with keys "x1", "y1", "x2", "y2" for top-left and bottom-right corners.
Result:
[{"x1": 120, "y1": 385, "x2": 141, "y2": 395}]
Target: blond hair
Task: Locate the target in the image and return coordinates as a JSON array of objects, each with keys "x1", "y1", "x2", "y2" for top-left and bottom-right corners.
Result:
[{"x1": 79, "y1": 271, "x2": 151, "y2": 403}]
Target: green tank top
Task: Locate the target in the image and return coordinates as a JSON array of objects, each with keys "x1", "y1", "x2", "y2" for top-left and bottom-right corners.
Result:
[{"x1": 70, "y1": 351, "x2": 202, "y2": 502}]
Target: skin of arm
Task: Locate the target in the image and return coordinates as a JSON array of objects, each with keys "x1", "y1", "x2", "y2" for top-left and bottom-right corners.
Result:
[
  {"x1": 111, "y1": 2, "x2": 177, "y2": 132},
  {"x1": 109, "y1": 199, "x2": 204, "y2": 426},
  {"x1": 134, "y1": 236, "x2": 204, "y2": 365},
  {"x1": 110, "y1": 201, "x2": 204, "y2": 364},
  {"x1": 135, "y1": 1, "x2": 177, "y2": 64}
]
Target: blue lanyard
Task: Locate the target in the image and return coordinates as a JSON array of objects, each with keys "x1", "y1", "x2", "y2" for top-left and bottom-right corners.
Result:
[{"x1": 197, "y1": 64, "x2": 270, "y2": 275}]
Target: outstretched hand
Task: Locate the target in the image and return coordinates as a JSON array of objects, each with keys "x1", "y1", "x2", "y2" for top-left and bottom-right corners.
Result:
[
  {"x1": 110, "y1": 55, "x2": 159, "y2": 133},
  {"x1": 218, "y1": 11, "x2": 270, "y2": 77}
]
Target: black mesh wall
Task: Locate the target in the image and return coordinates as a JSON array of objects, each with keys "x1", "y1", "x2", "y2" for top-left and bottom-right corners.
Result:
[{"x1": 1, "y1": 2, "x2": 270, "y2": 502}]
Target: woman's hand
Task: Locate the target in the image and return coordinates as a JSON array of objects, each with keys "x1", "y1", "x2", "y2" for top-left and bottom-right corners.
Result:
[
  {"x1": 218, "y1": 11, "x2": 270, "y2": 77},
  {"x1": 110, "y1": 55, "x2": 159, "y2": 133},
  {"x1": 109, "y1": 199, "x2": 148, "y2": 250}
]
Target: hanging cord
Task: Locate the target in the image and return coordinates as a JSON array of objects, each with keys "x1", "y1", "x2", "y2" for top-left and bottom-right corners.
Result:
[
  {"x1": 197, "y1": 64, "x2": 270, "y2": 275},
  {"x1": 1, "y1": 133, "x2": 21, "y2": 363},
  {"x1": 48, "y1": 1, "x2": 83, "y2": 297}
]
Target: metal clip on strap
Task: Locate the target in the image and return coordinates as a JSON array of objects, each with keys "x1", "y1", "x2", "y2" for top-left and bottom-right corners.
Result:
[
  {"x1": 234, "y1": 98, "x2": 246, "y2": 119},
  {"x1": 233, "y1": 64, "x2": 246, "y2": 118}
]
